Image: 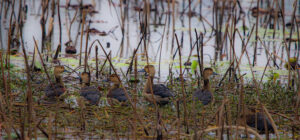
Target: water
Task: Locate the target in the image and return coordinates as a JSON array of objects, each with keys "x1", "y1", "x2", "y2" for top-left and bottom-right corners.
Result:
[{"x1": 0, "y1": 0, "x2": 299, "y2": 80}]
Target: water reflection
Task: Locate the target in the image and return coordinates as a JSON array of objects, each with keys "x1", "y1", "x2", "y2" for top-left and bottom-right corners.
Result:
[{"x1": 0, "y1": 0, "x2": 298, "y2": 79}]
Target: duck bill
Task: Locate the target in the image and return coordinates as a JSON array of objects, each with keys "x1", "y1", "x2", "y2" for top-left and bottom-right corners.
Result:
[
  {"x1": 64, "y1": 69, "x2": 70, "y2": 73},
  {"x1": 212, "y1": 72, "x2": 219, "y2": 76},
  {"x1": 102, "y1": 79, "x2": 110, "y2": 82},
  {"x1": 144, "y1": 72, "x2": 149, "y2": 77}
]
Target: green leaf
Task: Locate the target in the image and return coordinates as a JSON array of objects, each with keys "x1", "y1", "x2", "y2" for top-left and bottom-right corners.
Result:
[{"x1": 191, "y1": 60, "x2": 198, "y2": 71}]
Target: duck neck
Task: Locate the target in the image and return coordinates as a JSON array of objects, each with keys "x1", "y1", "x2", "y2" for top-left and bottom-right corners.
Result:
[
  {"x1": 108, "y1": 83, "x2": 120, "y2": 95},
  {"x1": 55, "y1": 75, "x2": 64, "y2": 87},
  {"x1": 82, "y1": 82, "x2": 90, "y2": 87},
  {"x1": 112, "y1": 83, "x2": 120, "y2": 89},
  {"x1": 144, "y1": 76, "x2": 154, "y2": 93},
  {"x1": 203, "y1": 79, "x2": 210, "y2": 91}
]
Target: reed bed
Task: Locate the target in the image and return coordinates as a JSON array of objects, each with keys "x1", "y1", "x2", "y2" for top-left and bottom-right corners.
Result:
[{"x1": 0, "y1": 0, "x2": 299, "y2": 139}]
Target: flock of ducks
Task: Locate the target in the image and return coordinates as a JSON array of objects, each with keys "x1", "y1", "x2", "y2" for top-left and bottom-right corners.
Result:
[
  {"x1": 44, "y1": 64, "x2": 217, "y2": 107},
  {"x1": 44, "y1": 65, "x2": 176, "y2": 106},
  {"x1": 44, "y1": 64, "x2": 278, "y2": 135}
]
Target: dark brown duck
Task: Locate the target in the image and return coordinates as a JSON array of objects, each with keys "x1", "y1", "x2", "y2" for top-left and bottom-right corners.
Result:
[
  {"x1": 44, "y1": 66, "x2": 67, "y2": 98},
  {"x1": 107, "y1": 74, "x2": 129, "y2": 105},
  {"x1": 193, "y1": 68, "x2": 214, "y2": 105},
  {"x1": 65, "y1": 40, "x2": 77, "y2": 54},
  {"x1": 241, "y1": 108, "x2": 274, "y2": 134},
  {"x1": 143, "y1": 65, "x2": 174, "y2": 105},
  {"x1": 79, "y1": 72, "x2": 101, "y2": 105}
]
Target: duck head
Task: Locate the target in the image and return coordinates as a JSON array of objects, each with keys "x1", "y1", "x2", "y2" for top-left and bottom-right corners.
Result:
[
  {"x1": 54, "y1": 66, "x2": 66, "y2": 78},
  {"x1": 54, "y1": 65, "x2": 67, "y2": 84},
  {"x1": 203, "y1": 68, "x2": 214, "y2": 79},
  {"x1": 109, "y1": 74, "x2": 120, "y2": 84},
  {"x1": 80, "y1": 72, "x2": 91, "y2": 86},
  {"x1": 144, "y1": 65, "x2": 155, "y2": 77}
]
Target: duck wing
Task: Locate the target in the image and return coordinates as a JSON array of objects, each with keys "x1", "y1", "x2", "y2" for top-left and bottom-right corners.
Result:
[
  {"x1": 108, "y1": 88, "x2": 128, "y2": 102},
  {"x1": 246, "y1": 113, "x2": 274, "y2": 134},
  {"x1": 151, "y1": 84, "x2": 174, "y2": 98},
  {"x1": 65, "y1": 46, "x2": 77, "y2": 54},
  {"x1": 193, "y1": 89, "x2": 212, "y2": 105},
  {"x1": 44, "y1": 83, "x2": 65, "y2": 98},
  {"x1": 80, "y1": 86, "x2": 101, "y2": 105}
]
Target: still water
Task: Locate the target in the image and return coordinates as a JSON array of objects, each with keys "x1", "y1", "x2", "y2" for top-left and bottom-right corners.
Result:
[{"x1": 0, "y1": 0, "x2": 299, "y2": 80}]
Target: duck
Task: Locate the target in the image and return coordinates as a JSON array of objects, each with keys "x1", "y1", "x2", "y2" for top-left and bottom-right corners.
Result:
[
  {"x1": 250, "y1": 7, "x2": 282, "y2": 18},
  {"x1": 285, "y1": 37, "x2": 299, "y2": 43},
  {"x1": 107, "y1": 74, "x2": 129, "y2": 105},
  {"x1": 285, "y1": 22, "x2": 293, "y2": 29},
  {"x1": 44, "y1": 65, "x2": 67, "y2": 98},
  {"x1": 250, "y1": 7, "x2": 269, "y2": 17},
  {"x1": 241, "y1": 108, "x2": 274, "y2": 134},
  {"x1": 192, "y1": 68, "x2": 215, "y2": 105},
  {"x1": 10, "y1": 38, "x2": 20, "y2": 55},
  {"x1": 64, "y1": 40, "x2": 77, "y2": 54},
  {"x1": 143, "y1": 65, "x2": 174, "y2": 105},
  {"x1": 79, "y1": 72, "x2": 101, "y2": 105},
  {"x1": 285, "y1": 19, "x2": 300, "y2": 28}
]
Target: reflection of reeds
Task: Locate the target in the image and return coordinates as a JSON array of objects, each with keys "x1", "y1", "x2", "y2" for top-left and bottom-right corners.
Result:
[
  {"x1": 79, "y1": 10, "x2": 86, "y2": 66},
  {"x1": 57, "y1": 0, "x2": 62, "y2": 52},
  {"x1": 84, "y1": 20, "x2": 90, "y2": 72},
  {"x1": 95, "y1": 45, "x2": 99, "y2": 79}
]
